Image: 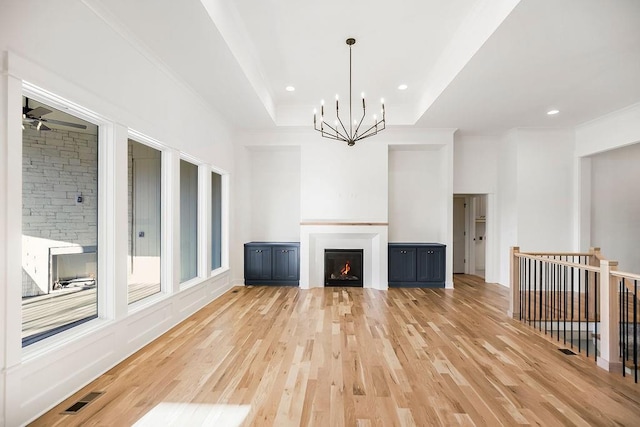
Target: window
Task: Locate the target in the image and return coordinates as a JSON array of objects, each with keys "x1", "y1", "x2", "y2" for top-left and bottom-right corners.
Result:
[
  {"x1": 211, "y1": 171, "x2": 222, "y2": 270},
  {"x1": 21, "y1": 96, "x2": 99, "y2": 346},
  {"x1": 128, "y1": 139, "x2": 162, "y2": 304},
  {"x1": 180, "y1": 159, "x2": 198, "y2": 282}
]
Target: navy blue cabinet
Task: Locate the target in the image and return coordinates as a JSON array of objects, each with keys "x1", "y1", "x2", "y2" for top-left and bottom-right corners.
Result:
[
  {"x1": 245, "y1": 245, "x2": 272, "y2": 280},
  {"x1": 389, "y1": 243, "x2": 445, "y2": 287},
  {"x1": 389, "y1": 247, "x2": 416, "y2": 282},
  {"x1": 244, "y1": 242, "x2": 299, "y2": 286}
]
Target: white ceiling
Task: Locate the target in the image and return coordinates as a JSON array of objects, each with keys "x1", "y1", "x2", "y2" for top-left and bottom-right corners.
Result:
[{"x1": 92, "y1": 0, "x2": 640, "y2": 135}]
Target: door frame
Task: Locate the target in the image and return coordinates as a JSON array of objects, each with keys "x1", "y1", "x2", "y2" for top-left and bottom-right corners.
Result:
[{"x1": 452, "y1": 195, "x2": 470, "y2": 274}]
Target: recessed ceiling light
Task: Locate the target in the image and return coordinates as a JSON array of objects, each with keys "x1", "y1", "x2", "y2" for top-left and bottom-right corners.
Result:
[
  {"x1": 398, "y1": 84, "x2": 408, "y2": 90},
  {"x1": 285, "y1": 86, "x2": 295, "y2": 92},
  {"x1": 547, "y1": 109, "x2": 559, "y2": 115}
]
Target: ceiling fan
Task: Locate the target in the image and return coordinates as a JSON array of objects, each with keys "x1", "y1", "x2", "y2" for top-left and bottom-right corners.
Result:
[{"x1": 23, "y1": 98, "x2": 87, "y2": 131}]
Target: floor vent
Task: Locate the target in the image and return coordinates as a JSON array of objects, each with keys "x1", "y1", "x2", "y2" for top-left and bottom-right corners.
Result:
[
  {"x1": 558, "y1": 348, "x2": 577, "y2": 355},
  {"x1": 61, "y1": 391, "x2": 104, "y2": 414}
]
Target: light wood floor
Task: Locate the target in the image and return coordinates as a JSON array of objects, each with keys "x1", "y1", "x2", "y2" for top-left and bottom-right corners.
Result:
[{"x1": 31, "y1": 275, "x2": 640, "y2": 426}]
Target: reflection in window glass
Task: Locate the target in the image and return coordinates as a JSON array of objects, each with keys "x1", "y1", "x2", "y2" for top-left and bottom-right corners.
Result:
[
  {"x1": 21, "y1": 96, "x2": 98, "y2": 346},
  {"x1": 211, "y1": 172, "x2": 222, "y2": 270},
  {"x1": 180, "y1": 160, "x2": 198, "y2": 282},
  {"x1": 128, "y1": 140, "x2": 162, "y2": 304}
]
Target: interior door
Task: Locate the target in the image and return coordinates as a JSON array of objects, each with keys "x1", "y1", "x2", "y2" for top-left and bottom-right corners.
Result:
[{"x1": 453, "y1": 197, "x2": 466, "y2": 273}]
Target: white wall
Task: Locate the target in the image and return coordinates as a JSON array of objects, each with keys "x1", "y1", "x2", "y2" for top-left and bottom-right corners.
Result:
[
  {"x1": 575, "y1": 102, "x2": 640, "y2": 157},
  {"x1": 590, "y1": 142, "x2": 640, "y2": 273},
  {"x1": 494, "y1": 129, "x2": 575, "y2": 286},
  {"x1": 230, "y1": 143, "x2": 252, "y2": 286},
  {"x1": 493, "y1": 129, "x2": 576, "y2": 285},
  {"x1": 574, "y1": 104, "x2": 640, "y2": 271},
  {"x1": 496, "y1": 132, "x2": 518, "y2": 285},
  {"x1": 248, "y1": 147, "x2": 301, "y2": 241},
  {"x1": 0, "y1": 2, "x2": 236, "y2": 425},
  {"x1": 453, "y1": 135, "x2": 498, "y2": 194},
  {"x1": 388, "y1": 147, "x2": 443, "y2": 242},
  {"x1": 516, "y1": 129, "x2": 574, "y2": 251},
  {"x1": 300, "y1": 141, "x2": 388, "y2": 222}
]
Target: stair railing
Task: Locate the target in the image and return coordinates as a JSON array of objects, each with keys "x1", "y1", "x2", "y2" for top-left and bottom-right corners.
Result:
[
  {"x1": 511, "y1": 247, "x2": 638, "y2": 381},
  {"x1": 614, "y1": 271, "x2": 640, "y2": 382}
]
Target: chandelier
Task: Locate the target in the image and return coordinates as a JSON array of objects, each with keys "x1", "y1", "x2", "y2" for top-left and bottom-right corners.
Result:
[{"x1": 313, "y1": 38, "x2": 386, "y2": 146}]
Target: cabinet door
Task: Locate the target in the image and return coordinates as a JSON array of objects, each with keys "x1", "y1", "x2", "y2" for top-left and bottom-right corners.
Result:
[
  {"x1": 272, "y1": 246, "x2": 299, "y2": 281},
  {"x1": 245, "y1": 246, "x2": 272, "y2": 280},
  {"x1": 417, "y1": 247, "x2": 445, "y2": 283},
  {"x1": 389, "y1": 247, "x2": 416, "y2": 282}
]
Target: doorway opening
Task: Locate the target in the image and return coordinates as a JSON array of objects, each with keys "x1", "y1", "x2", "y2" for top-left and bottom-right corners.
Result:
[{"x1": 453, "y1": 194, "x2": 487, "y2": 278}]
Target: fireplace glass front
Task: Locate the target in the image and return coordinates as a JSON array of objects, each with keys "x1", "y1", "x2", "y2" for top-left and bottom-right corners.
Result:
[{"x1": 324, "y1": 249, "x2": 363, "y2": 287}]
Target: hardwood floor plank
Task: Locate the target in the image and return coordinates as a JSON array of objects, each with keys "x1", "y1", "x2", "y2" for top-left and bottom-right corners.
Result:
[{"x1": 30, "y1": 277, "x2": 640, "y2": 426}]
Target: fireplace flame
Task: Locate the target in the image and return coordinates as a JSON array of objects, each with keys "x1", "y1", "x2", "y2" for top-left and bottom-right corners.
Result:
[{"x1": 340, "y1": 261, "x2": 351, "y2": 276}]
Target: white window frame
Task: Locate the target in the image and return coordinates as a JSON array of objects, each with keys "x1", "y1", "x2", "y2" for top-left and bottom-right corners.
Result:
[
  {"x1": 126, "y1": 130, "x2": 169, "y2": 310},
  {"x1": 178, "y1": 154, "x2": 205, "y2": 289},
  {"x1": 20, "y1": 82, "x2": 113, "y2": 355},
  {"x1": 210, "y1": 166, "x2": 230, "y2": 276}
]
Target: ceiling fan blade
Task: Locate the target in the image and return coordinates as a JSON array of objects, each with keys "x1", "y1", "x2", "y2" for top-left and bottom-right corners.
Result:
[
  {"x1": 40, "y1": 118, "x2": 88, "y2": 129},
  {"x1": 26, "y1": 107, "x2": 52, "y2": 118}
]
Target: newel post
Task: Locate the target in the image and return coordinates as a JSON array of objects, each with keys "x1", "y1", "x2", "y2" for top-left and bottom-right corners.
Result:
[
  {"x1": 509, "y1": 246, "x2": 520, "y2": 319},
  {"x1": 598, "y1": 259, "x2": 622, "y2": 372},
  {"x1": 589, "y1": 247, "x2": 601, "y2": 267}
]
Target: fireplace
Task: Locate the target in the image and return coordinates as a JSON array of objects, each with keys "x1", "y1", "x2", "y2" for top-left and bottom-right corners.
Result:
[
  {"x1": 49, "y1": 245, "x2": 97, "y2": 292},
  {"x1": 324, "y1": 249, "x2": 363, "y2": 287}
]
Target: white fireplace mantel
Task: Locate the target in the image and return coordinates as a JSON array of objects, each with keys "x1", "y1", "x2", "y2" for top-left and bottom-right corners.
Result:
[{"x1": 299, "y1": 222, "x2": 388, "y2": 289}]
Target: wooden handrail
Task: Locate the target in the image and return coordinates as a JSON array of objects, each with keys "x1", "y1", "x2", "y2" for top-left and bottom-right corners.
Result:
[
  {"x1": 611, "y1": 270, "x2": 640, "y2": 281},
  {"x1": 521, "y1": 251, "x2": 592, "y2": 257},
  {"x1": 514, "y1": 253, "x2": 600, "y2": 272}
]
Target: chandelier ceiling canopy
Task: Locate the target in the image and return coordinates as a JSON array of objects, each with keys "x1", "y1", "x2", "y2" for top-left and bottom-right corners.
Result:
[{"x1": 313, "y1": 38, "x2": 386, "y2": 146}]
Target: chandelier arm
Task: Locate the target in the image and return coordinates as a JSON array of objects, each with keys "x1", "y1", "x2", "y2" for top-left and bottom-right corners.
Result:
[
  {"x1": 317, "y1": 120, "x2": 349, "y2": 142},
  {"x1": 353, "y1": 106, "x2": 366, "y2": 136},
  {"x1": 318, "y1": 127, "x2": 349, "y2": 142},
  {"x1": 335, "y1": 114, "x2": 351, "y2": 140},
  {"x1": 356, "y1": 120, "x2": 386, "y2": 139},
  {"x1": 349, "y1": 131, "x2": 380, "y2": 143},
  {"x1": 325, "y1": 129, "x2": 349, "y2": 143},
  {"x1": 319, "y1": 133, "x2": 349, "y2": 142}
]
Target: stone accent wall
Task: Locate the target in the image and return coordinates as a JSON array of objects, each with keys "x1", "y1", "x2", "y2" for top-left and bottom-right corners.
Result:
[{"x1": 22, "y1": 126, "x2": 98, "y2": 296}]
